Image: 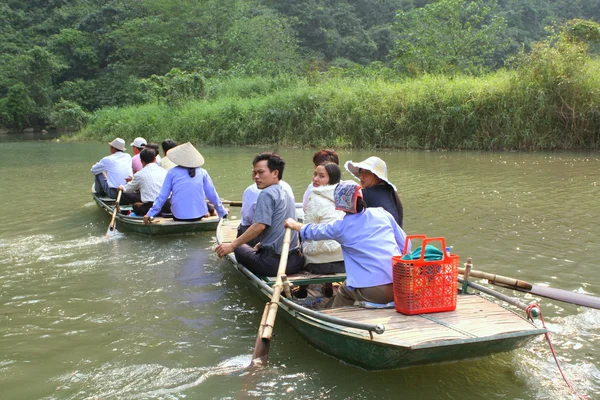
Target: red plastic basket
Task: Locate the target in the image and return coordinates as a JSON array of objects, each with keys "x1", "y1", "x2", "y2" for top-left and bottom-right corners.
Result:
[{"x1": 392, "y1": 235, "x2": 458, "y2": 315}]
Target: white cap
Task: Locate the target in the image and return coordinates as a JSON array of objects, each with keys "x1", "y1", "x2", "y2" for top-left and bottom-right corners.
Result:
[{"x1": 130, "y1": 137, "x2": 147, "y2": 148}]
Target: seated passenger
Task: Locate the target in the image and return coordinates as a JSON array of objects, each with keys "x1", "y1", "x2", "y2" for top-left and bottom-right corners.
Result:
[
  {"x1": 118, "y1": 148, "x2": 170, "y2": 216},
  {"x1": 130, "y1": 137, "x2": 147, "y2": 174},
  {"x1": 302, "y1": 149, "x2": 339, "y2": 212},
  {"x1": 215, "y1": 152, "x2": 303, "y2": 277},
  {"x1": 303, "y1": 162, "x2": 345, "y2": 274},
  {"x1": 143, "y1": 142, "x2": 227, "y2": 224},
  {"x1": 285, "y1": 181, "x2": 409, "y2": 308},
  {"x1": 160, "y1": 139, "x2": 178, "y2": 170},
  {"x1": 91, "y1": 138, "x2": 132, "y2": 199},
  {"x1": 344, "y1": 156, "x2": 404, "y2": 228}
]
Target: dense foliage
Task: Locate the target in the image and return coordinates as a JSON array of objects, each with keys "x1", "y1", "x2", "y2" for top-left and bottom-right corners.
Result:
[{"x1": 1, "y1": 0, "x2": 599, "y2": 150}]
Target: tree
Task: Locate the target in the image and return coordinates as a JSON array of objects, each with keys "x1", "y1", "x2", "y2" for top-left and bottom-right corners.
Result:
[{"x1": 392, "y1": 0, "x2": 508, "y2": 74}]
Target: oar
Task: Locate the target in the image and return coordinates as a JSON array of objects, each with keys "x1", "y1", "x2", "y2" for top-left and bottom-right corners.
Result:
[
  {"x1": 221, "y1": 200, "x2": 243, "y2": 207},
  {"x1": 459, "y1": 267, "x2": 600, "y2": 310},
  {"x1": 250, "y1": 228, "x2": 292, "y2": 367},
  {"x1": 105, "y1": 189, "x2": 123, "y2": 236}
]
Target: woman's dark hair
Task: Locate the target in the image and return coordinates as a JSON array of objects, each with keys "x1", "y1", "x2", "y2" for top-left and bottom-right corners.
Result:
[
  {"x1": 253, "y1": 152, "x2": 285, "y2": 180},
  {"x1": 162, "y1": 139, "x2": 178, "y2": 154},
  {"x1": 323, "y1": 162, "x2": 341, "y2": 185},
  {"x1": 187, "y1": 167, "x2": 196, "y2": 178},
  {"x1": 313, "y1": 149, "x2": 339, "y2": 166}
]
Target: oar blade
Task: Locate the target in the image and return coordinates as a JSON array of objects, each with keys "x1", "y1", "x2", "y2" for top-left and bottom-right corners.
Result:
[{"x1": 518, "y1": 285, "x2": 600, "y2": 310}]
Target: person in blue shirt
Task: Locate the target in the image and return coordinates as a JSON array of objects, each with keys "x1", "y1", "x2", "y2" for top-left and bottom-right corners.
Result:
[
  {"x1": 285, "y1": 180, "x2": 410, "y2": 307},
  {"x1": 143, "y1": 142, "x2": 227, "y2": 224}
]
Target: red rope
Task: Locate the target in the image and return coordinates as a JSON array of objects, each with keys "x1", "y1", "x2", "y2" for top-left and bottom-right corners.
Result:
[{"x1": 525, "y1": 304, "x2": 588, "y2": 400}]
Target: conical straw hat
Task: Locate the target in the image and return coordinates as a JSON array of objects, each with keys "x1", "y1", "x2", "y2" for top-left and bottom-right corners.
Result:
[
  {"x1": 168, "y1": 142, "x2": 205, "y2": 168},
  {"x1": 344, "y1": 156, "x2": 397, "y2": 192}
]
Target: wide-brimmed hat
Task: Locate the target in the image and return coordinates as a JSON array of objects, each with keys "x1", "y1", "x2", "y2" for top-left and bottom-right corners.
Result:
[
  {"x1": 344, "y1": 156, "x2": 397, "y2": 191},
  {"x1": 108, "y1": 138, "x2": 126, "y2": 151},
  {"x1": 334, "y1": 181, "x2": 363, "y2": 214},
  {"x1": 130, "y1": 137, "x2": 147, "y2": 148},
  {"x1": 168, "y1": 142, "x2": 205, "y2": 168}
]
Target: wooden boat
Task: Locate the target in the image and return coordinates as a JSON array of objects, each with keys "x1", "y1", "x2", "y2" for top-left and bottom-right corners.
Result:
[
  {"x1": 217, "y1": 219, "x2": 547, "y2": 370},
  {"x1": 92, "y1": 190, "x2": 219, "y2": 235}
]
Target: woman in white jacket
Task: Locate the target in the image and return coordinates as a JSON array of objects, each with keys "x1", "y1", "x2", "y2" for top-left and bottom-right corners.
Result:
[{"x1": 303, "y1": 162, "x2": 345, "y2": 274}]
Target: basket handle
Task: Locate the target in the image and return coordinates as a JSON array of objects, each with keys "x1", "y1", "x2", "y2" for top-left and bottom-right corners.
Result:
[
  {"x1": 419, "y1": 237, "x2": 448, "y2": 262},
  {"x1": 403, "y1": 234, "x2": 427, "y2": 256},
  {"x1": 403, "y1": 235, "x2": 449, "y2": 261}
]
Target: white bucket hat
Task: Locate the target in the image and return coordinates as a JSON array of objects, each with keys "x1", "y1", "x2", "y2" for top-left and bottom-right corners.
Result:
[
  {"x1": 108, "y1": 137, "x2": 126, "y2": 151},
  {"x1": 168, "y1": 142, "x2": 205, "y2": 168},
  {"x1": 344, "y1": 156, "x2": 397, "y2": 192},
  {"x1": 130, "y1": 137, "x2": 147, "y2": 148}
]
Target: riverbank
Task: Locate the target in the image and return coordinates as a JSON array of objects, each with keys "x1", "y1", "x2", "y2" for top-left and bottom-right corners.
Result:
[{"x1": 75, "y1": 60, "x2": 600, "y2": 151}]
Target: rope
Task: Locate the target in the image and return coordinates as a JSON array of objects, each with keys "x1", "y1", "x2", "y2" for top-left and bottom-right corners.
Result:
[{"x1": 525, "y1": 304, "x2": 588, "y2": 400}]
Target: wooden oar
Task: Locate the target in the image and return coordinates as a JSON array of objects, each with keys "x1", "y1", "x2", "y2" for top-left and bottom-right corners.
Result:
[
  {"x1": 459, "y1": 267, "x2": 600, "y2": 310},
  {"x1": 250, "y1": 228, "x2": 292, "y2": 367},
  {"x1": 221, "y1": 200, "x2": 243, "y2": 207},
  {"x1": 105, "y1": 189, "x2": 123, "y2": 236}
]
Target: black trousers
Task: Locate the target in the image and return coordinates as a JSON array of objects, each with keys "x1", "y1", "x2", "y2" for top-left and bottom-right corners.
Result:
[{"x1": 234, "y1": 245, "x2": 304, "y2": 277}]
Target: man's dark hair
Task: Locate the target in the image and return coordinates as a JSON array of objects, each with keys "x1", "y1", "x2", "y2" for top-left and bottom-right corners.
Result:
[
  {"x1": 140, "y1": 148, "x2": 156, "y2": 164},
  {"x1": 146, "y1": 143, "x2": 160, "y2": 154},
  {"x1": 162, "y1": 140, "x2": 178, "y2": 154},
  {"x1": 323, "y1": 162, "x2": 341, "y2": 185},
  {"x1": 313, "y1": 149, "x2": 339, "y2": 166},
  {"x1": 253, "y1": 152, "x2": 285, "y2": 180}
]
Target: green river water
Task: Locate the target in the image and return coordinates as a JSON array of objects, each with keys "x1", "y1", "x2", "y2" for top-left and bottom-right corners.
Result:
[{"x1": 0, "y1": 138, "x2": 599, "y2": 399}]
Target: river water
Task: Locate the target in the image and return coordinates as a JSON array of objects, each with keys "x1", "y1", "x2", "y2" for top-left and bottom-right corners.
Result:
[{"x1": 0, "y1": 140, "x2": 599, "y2": 399}]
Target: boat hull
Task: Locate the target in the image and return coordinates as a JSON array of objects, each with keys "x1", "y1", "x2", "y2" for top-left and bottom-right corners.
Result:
[
  {"x1": 93, "y1": 192, "x2": 219, "y2": 235},
  {"x1": 217, "y1": 219, "x2": 545, "y2": 370}
]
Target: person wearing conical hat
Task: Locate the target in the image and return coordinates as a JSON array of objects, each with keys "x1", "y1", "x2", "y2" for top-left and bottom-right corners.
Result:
[
  {"x1": 91, "y1": 137, "x2": 133, "y2": 199},
  {"x1": 143, "y1": 142, "x2": 227, "y2": 224},
  {"x1": 284, "y1": 181, "x2": 410, "y2": 308},
  {"x1": 344, "y1": 156, "x2": 403, "y2": 228}
]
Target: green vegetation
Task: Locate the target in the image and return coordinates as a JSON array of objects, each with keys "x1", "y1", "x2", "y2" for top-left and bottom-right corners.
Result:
[{"x1": 1, "y1": 0, "x2": 599, "y2": 149}]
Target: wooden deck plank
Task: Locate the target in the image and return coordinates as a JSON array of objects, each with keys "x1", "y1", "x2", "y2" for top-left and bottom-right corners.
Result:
[{"x1": 318, "y1": 295, "x2": 537, "y2": 347}]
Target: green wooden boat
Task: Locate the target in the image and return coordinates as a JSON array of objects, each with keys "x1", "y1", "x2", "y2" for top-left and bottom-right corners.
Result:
[
  {"x1": 217, "y1": 219, "x2": 547, "y2": 370},
  {"x1": 92, "y1": 190, "x2": 219, "y2": 235}
]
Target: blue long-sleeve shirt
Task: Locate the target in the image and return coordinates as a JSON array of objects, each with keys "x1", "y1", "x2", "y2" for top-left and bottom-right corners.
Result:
[
  {"x1": 300, "y1": 208, "x2": 410, "y2": 290},
  {"x1": 148, "y1": 166, "x2": 227, "y2": 219}
]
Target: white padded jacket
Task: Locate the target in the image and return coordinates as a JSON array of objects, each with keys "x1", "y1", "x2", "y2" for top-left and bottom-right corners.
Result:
[{"x1": 302, "y1": 184, "x2": 345, "y2": 265}]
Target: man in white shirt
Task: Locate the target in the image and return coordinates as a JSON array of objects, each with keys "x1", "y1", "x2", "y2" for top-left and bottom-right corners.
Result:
[
  {"x1": 91, "y1": 138, "x2": 132, "y2": 198},
  {"x1": 119, "y1": 148, "x2": 169, "y2": 216}
]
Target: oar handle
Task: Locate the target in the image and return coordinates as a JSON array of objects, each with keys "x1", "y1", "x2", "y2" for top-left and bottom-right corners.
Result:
[
  {"x1": 458, "y1": 267, "x2": 533, "y2": 290},
  {"x1": 221, "y1": 200, "x2": 243, "y2": 207}
]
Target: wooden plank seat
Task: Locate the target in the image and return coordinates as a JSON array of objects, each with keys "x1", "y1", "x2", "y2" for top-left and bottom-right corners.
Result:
[{"x1": 262, "y1": 272, "x2": 346, "y2": 286}]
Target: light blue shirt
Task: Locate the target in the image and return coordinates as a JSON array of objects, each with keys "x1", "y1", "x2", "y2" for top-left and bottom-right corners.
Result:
[
  {"x1": 148, "y1": 166, "x2": 227, "y2": 219},
  {"x1": 90, "y1": 151, "x2": 132, "y2": 189},
  {"x1": 300, "y1": 208, "x2": 410, "y2": 290}
]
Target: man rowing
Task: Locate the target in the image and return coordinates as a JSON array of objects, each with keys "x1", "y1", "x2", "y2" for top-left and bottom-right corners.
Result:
[
  {"x1": 215, "y1": 152, "x2": 303, "y2": 276},
  {"x1": 91, "y1": 138, "x2": 132, "y2": 199}
]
